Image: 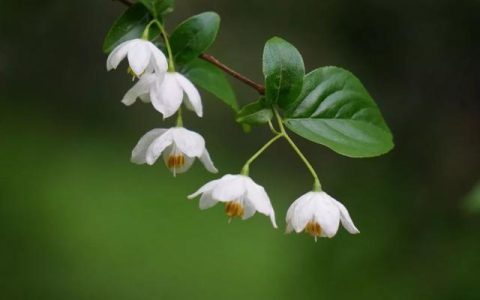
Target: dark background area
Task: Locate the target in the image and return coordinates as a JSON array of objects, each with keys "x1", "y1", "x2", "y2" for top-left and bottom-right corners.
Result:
[{"x1": 1, "y1": 0, "x2": 479, "y2": 299}]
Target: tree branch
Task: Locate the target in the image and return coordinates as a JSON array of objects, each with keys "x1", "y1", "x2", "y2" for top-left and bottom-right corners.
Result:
[
  {"x1": 112, "y1": 0, "x2": 265, "y2": 95},
  {"x1": 200, "y1": 54, "x2": 265, "y2": 95}
]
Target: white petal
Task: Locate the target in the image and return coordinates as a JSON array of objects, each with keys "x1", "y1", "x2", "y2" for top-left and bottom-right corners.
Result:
[
  {"x1": 127, "y1": 41, "x2": 151, "y2": 76},
  {"x1": 150, "y1": 74, "x2": 183, "y2": 118},
  {"x1": 145, "y1": 130, "x2": 174, "y2": 165},
  {"x1": 291, "y1": 192, "x2": 317, "y2": 233},
  {"x1": 245, "y1": 180, "x2": 277, "y2": 228},
  {"x1": 211, "y1": 175, "x2": 246, "y2": 201},
  {"x1": 188, "y1": 177, "x2": 223, "y2": 199},
  {"x1": 199, "y1": 192, "x2": 218, "y2": 210},
  {"x1": 198, "y1": 149, "x2": 218, "y2": 173},
  {"x1": 106, "y1": 40, "x2": 133, "y2": 70},
  {"x1": 174, "y1": 73, "x2": 203, "y2": 117},
  {"x1": 333, "y1": 198, "x2": 360, "y2": 234},
  {"x1": 171, "y1": 128, "x2": 205, "y2": 158},
  {"x1": 131, "y1": 129, "x2": 167, "y2": 164},
  {"x1": 121, "y1": 74, "x2": 157, "y2": 106},
  {"x1": 147, "y1": 42, "x2": 168, "y2": 73},
  {"x1": 313, "y1": 193, "x2": 340, "y2": 238}
]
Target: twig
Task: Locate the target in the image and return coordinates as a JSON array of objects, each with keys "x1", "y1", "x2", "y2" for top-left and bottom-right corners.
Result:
[
  {"x1": 200, "y1": 54, "x2": 265, "y2": 95},
  {"x1": 112, "y1": 0, "x2": 265, "y2": 95}
]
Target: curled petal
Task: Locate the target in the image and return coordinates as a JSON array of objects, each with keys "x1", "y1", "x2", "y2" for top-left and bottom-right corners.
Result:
[
  {"x1": 145, "y1": 131, "x2": 173, "y2": 165},
  {"x1": 188, "y1": 178, "x2": 222, "y2": 199},
  {"x1": 333, "y1": 199, "x2": 360, "y2": 234},
  {"x1": 175, "y1": 73, "x2": 203, "y2": 117},
  {"x1": 131, "y1": 129, "x2": 167, "y2": 164},
  {"x1": 198, "y1": 150, "x2": 218, "y2": 173},
  {"x1": 106, "y1": 40, "x2": 133, "y2": 70}
]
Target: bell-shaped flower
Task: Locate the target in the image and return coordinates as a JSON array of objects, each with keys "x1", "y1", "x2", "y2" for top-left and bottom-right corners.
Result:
[
  {"x1": 131, "y1": 127, "x2": 217, "y2": 176},
  {"x1": 120, "y1": 72, "x2": 203, "y2": 119},
  {"x1": 188, "y1": 174, "x2": 277, "y2": 228},
  {"x1": 286, "y1": 191, "x2": 359, "y2": 240},
  {"x1": 150, "y1": 72, "x2": 203, "y2": 119},
  {"x1": 106, "y1": 39, "x2": 168, "y2": 77}
]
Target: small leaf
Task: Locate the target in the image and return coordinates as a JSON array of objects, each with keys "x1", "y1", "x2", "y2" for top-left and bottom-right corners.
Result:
[
  {"x1": 181, "y1": 58, "x2": 237, "y2": 111},
  {"x1": 263, "y1": 37, "x2": 305, "y2": 108},
  {"x1": 236, "y1": 98, "x2": 273, "y2": 126},
  {"x1": 138, "y1": 0, "x2": 174, "y2": 17},
  {"x1": 284, "y1": 66, "x2": 394, "y2": 158},
  {"x1": 170, "y1": 12, "x2": 220, "y2": 64},
  {"x1": 103, "y1": 3, "x2": 152, "y2": 54}
]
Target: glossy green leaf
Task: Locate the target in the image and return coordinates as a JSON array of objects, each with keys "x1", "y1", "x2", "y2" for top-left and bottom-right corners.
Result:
[
  {"x1": 263, "y1": 37, "x2": 305, "y2": 108},
  {"x1": 139, "y1": 0, "x2": 174, "y2": 17},
  {"x1": 284, "y1": 67, "x2": 394, "y2": 158},
  {"x1": 181, "y1": 58, "x2": 237, "y2": 111},
  {"x1": 170, "y1": 12, "x2": 220, "y2": 64},
  {"x1": 103, "y1": 3, "x2": 152, "y2": 54},
  {"x1": 236, "y1": 98, "x2": 273, "y2": 125}
]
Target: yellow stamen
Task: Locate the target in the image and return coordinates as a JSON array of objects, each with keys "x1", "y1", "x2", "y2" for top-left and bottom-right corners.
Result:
[
  {"x1": 167, "y1": 154, "x2": 185, "y2": 169},
  {"x1": 225, "y1": 201, "x2": 244, "y2": 218},
  {"x1": 127, "y1": 67, "x2": 144, "y2": 81},
  {"x1": 305, "y1": 221, "x2": 322, "y2": 240}
]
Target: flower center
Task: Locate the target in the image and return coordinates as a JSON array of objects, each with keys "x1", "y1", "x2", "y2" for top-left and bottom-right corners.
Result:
[
  {"x1": 167, "y1": 154, "x2": 185, "y2": 169},
  {"x1": 305, "y1": 221, "x2": 322, "y2": 238},
  {"x1": 225, "y1": 201, "x2": 244, "y2": 218}
]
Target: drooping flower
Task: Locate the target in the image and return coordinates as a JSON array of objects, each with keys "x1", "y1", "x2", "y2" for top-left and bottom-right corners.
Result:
[
  {"x1": 286, "y1": 191, "x2": 359, "y2": 241},
  {"x1": 188, "y1": 174, "x2": 277, "y2": 228},
  {"x1": 106, "y1": 39, "x2": 168, "y2": 77},
  {"x1": 121, "y1": 72, "x2": 203, "y2": 119},
  {"x1": 131, "y1": 127, "x2": 217, "y2": 175},
  {"x1": 150, "y1": 72, "x2": 203, "y2": 119}
]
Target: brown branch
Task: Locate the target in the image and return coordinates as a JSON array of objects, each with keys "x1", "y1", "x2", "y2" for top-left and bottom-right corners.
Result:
[
  {"x1": 200, "y1": 54, "x2": 265, "y2": 95},
  {"x1": 112, "y1": 0, "x2": 265, "y2": 95}
]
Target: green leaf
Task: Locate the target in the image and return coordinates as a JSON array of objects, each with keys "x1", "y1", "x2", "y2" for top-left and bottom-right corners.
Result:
[
  {"x1": 181, "y1": 58, "x2": 237, "y2": 111},
  {"x1": 263, "y1": 37, "x2": 305, "y2": 108},
  {"x1": 236, "y1": 98, "x2": 273, "y2": 126},
  {"x1": 170, "y1": 12, "x2": 220, "y2": 64},
  {"x1": 284, "y1": 66, "x2": 394, "y2": 158},
  {"x1": 138, "y1": 0, "x2": 174, "y2": 17},
  {"x1": 103, "y1": 3, "x2": 152, "y2": 54}
]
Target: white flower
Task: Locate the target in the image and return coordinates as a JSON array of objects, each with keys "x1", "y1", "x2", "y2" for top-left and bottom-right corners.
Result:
[
  {"x1": 121, "y1": 72, "x2": 203, "y2": 119},
  {"x1": 131, "y1": 127, "x2": 217, "y2": 175},
  {"x1": 286, "y1": 191, "x2": 359, "y2": 240},
  {"x1": 150, "y1": 72, "x2": 203, "y2": 119},
  {"x1": 106, "y1": 39, "x2": 168, "y2": 77},
  {"x1": 188, "y1": 174, "x2": 277, "y2": 228}
]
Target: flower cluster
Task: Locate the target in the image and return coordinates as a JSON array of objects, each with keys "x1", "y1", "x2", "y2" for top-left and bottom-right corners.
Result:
[
  {"x1": 106, "y1": 25, "x2": 360, "y2": 241},
  {"x1": 107, "y1": 37, "x2": 216, "y2": 175}
]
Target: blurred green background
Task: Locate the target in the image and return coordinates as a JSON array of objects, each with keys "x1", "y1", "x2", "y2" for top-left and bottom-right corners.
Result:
[{"x1": 1, "y1": 0, "x2": 480, "y2": 299}]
